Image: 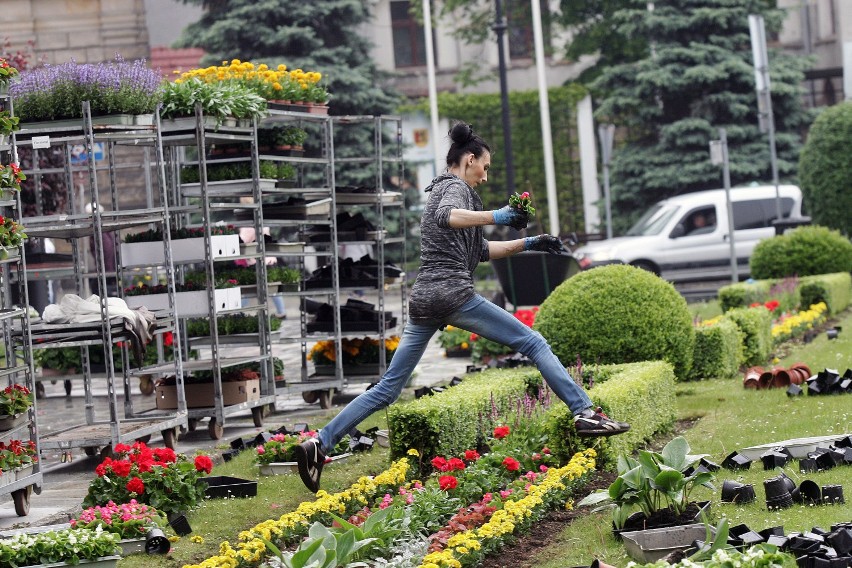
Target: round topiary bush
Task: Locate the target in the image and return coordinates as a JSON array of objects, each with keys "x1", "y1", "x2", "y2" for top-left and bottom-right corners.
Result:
[
  {"x1": 533, "y1": 264, "x2": 695, "y2": 379},
  {"x1": 750, "y1": 225, "x2": 852, "y2": 279}
]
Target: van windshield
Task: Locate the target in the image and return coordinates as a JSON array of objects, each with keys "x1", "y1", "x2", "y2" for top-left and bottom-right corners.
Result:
[{"x1": 625, "y1": 204, "x2": 680, "y2": 236}]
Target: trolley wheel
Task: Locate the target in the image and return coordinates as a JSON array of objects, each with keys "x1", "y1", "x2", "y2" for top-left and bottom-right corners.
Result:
[
  {"x1": 83, "y1": 446, "x2": 98, "y2": 457},
  {"x1": 251, "y1": 407, "x2": 264, "y2": 428},
  {"x1": 100, "y1": 445, "x2": 113, "y2": 459},
  {"x1": 135, "y1": 434, "x2": 152, "y2": 444},
  {"x1": 302, "y1": 390, "x2": 319, "y2": 404},
  {"x1": 161, "y1": 428, "x2": 177, "y2": 450},
  {"x1": 208, "y1": 418, "x2": 224, "y2": 440},
  {"x1": 318, "y1": 389, "x2": 335, "y2": 410},
  {"x1": 64, "y1": 380, "x2": 72, "y2": 396},
  {"x1": 139, "y1": 375, "x2": 155, "y2": 395},
  {"x1": 187, "y1": 418, "x2": 198, "y2": 432},
  {"x1": 35, "y1": 382, "x2": 45, "y2": 400},
  {"x1": 12, "y1": 486, "x2": 32, "y2": 516}
]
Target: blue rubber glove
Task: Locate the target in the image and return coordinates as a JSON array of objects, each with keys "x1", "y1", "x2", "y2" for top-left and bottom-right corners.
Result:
[
  {"x1": 492, "y1": 205, "x2": 529, "y2": 230},
  {"x1": 524, "y1": 234, "x2": 568, "y2": 254}
]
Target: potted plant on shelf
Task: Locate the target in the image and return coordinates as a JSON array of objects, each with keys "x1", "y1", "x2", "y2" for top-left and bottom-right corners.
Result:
[
  {"x1": 123, "y1": 277, "x2": 241, "y2": 317},
  {"x1": 0, "y1": 216, "x2": 27, "y2": 259},
  {"x1": 309, "y1": 336, "x2": 400, "y2": 376},
  {"x1": 0, "y1": 110, "x2": 20, "y2": 144},
  {"x1": 0, "y1": 439, "x2": 39, "y2": 484},
  {"x1": 0, "y1": 162, "x2": 27, "y2": 195},
  {"x1": 120, "y1": 224, "x2": 240, "y2": 266},
  {"x1": 436, "y1": 325, "x2": 472, "y2": 357},
  {"x1": 0, "y1": 527, "x2": 120, "y2": 567},
  {"x1": 160, "y1": 77, "x2": 267, "y2": 128},
  {"x1": 0, "y1": 57, "x2": 19, "y2": 93},
  {"x1": 9, "y1": 57, "x2": 161, "y2": 125},
  {"x1": 0, "y1": 384, "x2": 33, "y2": 430}
]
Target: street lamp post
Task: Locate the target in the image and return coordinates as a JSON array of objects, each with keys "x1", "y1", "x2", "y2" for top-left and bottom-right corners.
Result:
[{"x1": 493, "y1": 0, "x2": 516, "y2": 199}]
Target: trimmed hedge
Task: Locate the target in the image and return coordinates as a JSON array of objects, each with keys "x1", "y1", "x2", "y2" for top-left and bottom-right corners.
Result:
[
  {"x1": 690, "y1": 319, "x2": 744, "y2": 380},
  {"x1": 724, "y1": 307, "x2": 773, "y2": 366},
  {"x1": 534, "y1": 265, "x2": 695, "y2": 379},
  {"x1": 799, "y1": 272, "x2": 852, "y2": 315},
  {"x1": 545, "y1": 361, "x2": 677, "y2": 465},
  {"x1": 750, "y1": 225, "x2": 852, "y2": 279},
  {"x1": 386, "y1": 368, "x2": 532, "y2": 460},
  {"x1": 718, "y1": 280, "x2": 774, "y2": 312}
]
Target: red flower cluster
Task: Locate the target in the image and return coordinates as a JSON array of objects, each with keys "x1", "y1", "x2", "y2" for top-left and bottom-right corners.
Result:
[
  {"x1": 750, "y1": 299, "x2": 780, "y2": 312},
  {"x1": 430, "y1": 456, "x2": 466, "y2": 473},
  {"x1": 95, "y1": 442, "x2": 177, "y2": 477},
  {"x1": 438, "y1": 475, "x2": 458, "y2": 491},
  {"x1": 126, "y1": 476, "x2": 145, "y2": 495},
  {"x1": 464, "y1": 449, "x2": 480, "y2": 461},
  {"x1": 502, "y1": 456, "x2": 521, "y2": 471},
  {"x1": 194, "y1": 454, "x2": 213, "y2": 474},
  {"x1": 493, "y1": 425, "x2": 510, "y2": 439},
  {"x1": 513, "y1": 307, "x2": 539, "y2": 328}
]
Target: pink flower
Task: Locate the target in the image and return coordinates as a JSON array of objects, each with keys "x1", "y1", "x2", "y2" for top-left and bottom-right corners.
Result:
[
  {"x1": 500, "y1": 489, "x2": 513, "y2": 498},
  {"x1": 256, "y1": 445, "x2": 265, "y2": 454},
  {"x1": 524, "y1": 471, "x2": 538, "y2": 481}
]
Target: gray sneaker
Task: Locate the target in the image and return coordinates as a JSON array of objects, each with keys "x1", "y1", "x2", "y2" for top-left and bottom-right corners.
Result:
[{"x1": 574, "y1": 407, "x2": 630, "y2": 437}]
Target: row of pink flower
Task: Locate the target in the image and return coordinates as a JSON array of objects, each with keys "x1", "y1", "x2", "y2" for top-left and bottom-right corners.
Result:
[{"x1": 71, "y1": 499, "x2": 165, "y2": 539}]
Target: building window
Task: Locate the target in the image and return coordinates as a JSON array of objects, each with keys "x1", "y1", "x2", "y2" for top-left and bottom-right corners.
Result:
[
  {"x1": 508, "y1": 0, "x2": 548, "y2": 60},
  {"x1": 391, "y1": 1, "x2": 431, "y2": 68}
]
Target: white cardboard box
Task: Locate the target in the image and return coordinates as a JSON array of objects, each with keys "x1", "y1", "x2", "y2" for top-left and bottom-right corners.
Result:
[
  {"x1": 125, "y1": 288, "x2": 241, "y2": 317},
  {"x1": 121, "y1": 234, "x2": 241, "y2": 266}
]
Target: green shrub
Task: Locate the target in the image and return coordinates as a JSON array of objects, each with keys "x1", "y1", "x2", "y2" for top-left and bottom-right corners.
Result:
[
  {"x1": 718, "y1": 280, "x2": 773, "y2": 312},
  {"x1": 798, "y1": 272, "x2": 852, "y2": 315},
  {"x1": 690, "y1": 319, "x2": 743, "y2": 380},
  {"x1": 544, "y1": 361, "x2": 677, "y2": 465},
  {"x1": 534, "y1": 265, "x2": 695, "y2": 379},
  {"x1": 386, "y1": 368, "x2": 532, "y2": 460},
  {"x1": 798, "y1": 100, "x2": 852, "y2": 235},
  {"x1": 724, "y1": 307, "x2": 772, "y2": 366},
  {"x1": 750, "y1": 226, "x2": 852, "y2": 279}
]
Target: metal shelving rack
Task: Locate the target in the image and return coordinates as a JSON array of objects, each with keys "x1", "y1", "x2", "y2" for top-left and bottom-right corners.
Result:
[
  {"x1": 326, "y1": 115, "x2": 407, "y2": 385},
  {"x1": 150, "y1": 105, "x2": 277, "y2": 439},
  {"x1": 258, "y1": 108, "x2": 344, "y2": 409},
  {"x1": 12, "y1": 102, "x2": 187, "y2": 455},
  {"x1": 0, "y1": 93, "x2": 43, "y2": 516}
]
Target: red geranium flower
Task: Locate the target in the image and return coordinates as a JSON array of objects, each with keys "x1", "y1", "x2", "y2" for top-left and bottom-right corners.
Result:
[
  {"x1": 126, "y1": 476, "x2": 145, "y2": 495},
  {"x1": 110, "y1": 460, "x2": 132, "y2": 478},
  {"x1": 464, "y1": 449, "x2": 480, "y2": 461},
  {"x1": 430, "y1": 456, "x2": 449, "y2": 472},
  {"x1": 194, "y1": 455, "x2": 213, "y2": 474},
  {"x1": 493, "y1": 425, "x2": 510, "y2": 439},
  {"x1": 502, "y1": 456, "x2": 520, "y2": 471},
  {"x1": 447, "y1": 457, "x2": 465, "y2": 471},
  {"x1": 153, "y1": 447, "x2": 177, "y2": 463},
  {"x1": 438, "y1": 475, "x2": 458, "y2": 491}
]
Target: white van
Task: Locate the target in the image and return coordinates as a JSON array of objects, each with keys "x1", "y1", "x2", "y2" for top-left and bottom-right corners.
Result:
[{"x1": 573, "y1": 185, "x2": 804, "y2": 282}]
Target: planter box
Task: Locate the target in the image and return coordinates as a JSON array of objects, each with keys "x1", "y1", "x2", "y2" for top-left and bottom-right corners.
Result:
[
  {"x1": 155, "y1": 378, "x2": 260, "y2": 410},
  {"x1": 181, "y1": 178, "x2": 278, "y2": 197},
  {"x1": 739, "y1": 434, "x2": 851, "y2": 460},
  {"x1": 121, "y1": 234, "x2": 240, "y2": 266},
  {"x1": 118, "y1": 538, "x2": 145, "y2": 556},
  {"x1": 125, "y1": 288, "x2": 241, "y2": 317},
  {"x1": 15, "y1": 465, "x2": 34, "y2": 481},
  {"x1": 0, "y1": 246, "x2": 21, "y2": 262},
  {"x1": 160, "y1": 116, "x2": 222, "y2": 132},
  {"x1": 621, "y1": 524, "x2": 713, "y2": 563},
  {"x1": 25, "y1": 556, "x2": 121, "y2": 568},
  {"x1": 203, "y1": 475, "x2": 258, "y2": 499},
  {"x1": 258, "y1": 453, "x2": 352, "y2": 475},
  {"x1": 0, "y1": 412, "x2": 27, "y2": 431}
]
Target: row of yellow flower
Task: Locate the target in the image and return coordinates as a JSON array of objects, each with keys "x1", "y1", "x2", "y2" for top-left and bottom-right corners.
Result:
[
  {"x1": 176, "y1": 59, "x2": 327, "y2": 104},
  {"x1": 419, "y1": 448, "x2": 597, "y2": 568},
  {"x1": 183, "y1": 456, "x2": 412, "y2": 568},
  {"x1": 771, "y1": 302, "x2": 827, "y2": 342}
]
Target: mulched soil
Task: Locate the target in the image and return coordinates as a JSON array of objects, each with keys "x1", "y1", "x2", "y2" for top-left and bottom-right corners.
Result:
[{"x1": 477, "y1": 418, "x2": 700, "y2": 567}]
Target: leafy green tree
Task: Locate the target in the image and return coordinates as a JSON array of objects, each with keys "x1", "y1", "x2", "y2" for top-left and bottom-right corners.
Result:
[
  {"x1": 797, "y1": 101, "x2": 852, "y2": 235},
  {"x1": 591, "y1": 0, "x2": 812, "y2": 233}
]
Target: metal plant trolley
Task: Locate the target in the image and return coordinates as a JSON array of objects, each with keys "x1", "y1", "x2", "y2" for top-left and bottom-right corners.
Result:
[
  {"x1": 0, "y1": 94, "x2": 43, "y2": 516},
  {"x1": 12, "y1": 103, "x2": 187, "y2": 454},
  {"x1": 150, "y1": 106, "x2": 277, "y2": 439}
]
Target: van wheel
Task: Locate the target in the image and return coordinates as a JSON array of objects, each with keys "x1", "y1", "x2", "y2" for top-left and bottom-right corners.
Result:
[{"x1": 630, "y1": 261, "x2": 659, "y2": 275}]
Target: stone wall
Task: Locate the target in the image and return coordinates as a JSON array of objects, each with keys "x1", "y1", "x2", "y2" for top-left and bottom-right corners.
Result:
[{"x1": 1, "y1": 0, "x2": 149, "y2": 64}]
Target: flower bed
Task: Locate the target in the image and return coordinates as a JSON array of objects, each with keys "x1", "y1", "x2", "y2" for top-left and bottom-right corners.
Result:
[
  {"x1": 0, "y1": 527, "x2": 119, "y2": 566},
  {"x1": 70, "y1": 500, "x2": 166, "y2": 540}
]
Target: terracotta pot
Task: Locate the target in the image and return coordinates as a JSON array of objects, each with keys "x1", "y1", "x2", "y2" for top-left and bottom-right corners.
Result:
[
  {"x1": 771, "y1": 367, "x2": 791, "y2": 388},
  {"x1": 789, "y1": 362, "x2": 812, "y2": 380},
  {"x1": 787, "y1": 367, "x2": 808, "y2": 385},
  {"x1": 743, "y1": 366, "x2": 763, "y2": 389},
  {"x1": 758, "y1": 368, "x2": 775, "y2": 389}
]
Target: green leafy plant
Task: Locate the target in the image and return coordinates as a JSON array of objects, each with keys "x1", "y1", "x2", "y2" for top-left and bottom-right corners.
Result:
[
  {"x1": 0, "y1": 439, "x2": 38, "y2": 472},
  {"x1": 0, "y1": 163, "x2": 26, "y2": 192},
  {"x1": 123, "y1": 224, "x2": 237, "y2": 243},
  {"x1": 263, "y1": 519, "x2": 377, "y2": 568},
  {"x1": 186, "y1": 314, "x2": 281, "y2": 337},
  {"x1": 0, "y1": 110, "x2": 20, "y2": 136},
  {"x1": 436, "y1": 325, "x2": 471, "y2": 351},
  {"x1": 0, "y1": 384, "x2": 32, "y2": 416},
  {"x1": 508, "y1": 190, "x2": 536, "y2": 216},
  {"x1": 0, "y1": 58, "x2": 19, "y2": 87},
  {"x1": 161, "y1": 77, "x2": 267, "y2": 122},
  {"x1": 577, "y1": 436, "x2": 715, "y2": 529},
  {"x1": 327, "y1": 504, "x2": 411, "y2": 560},
  {"x1": 0, "y1": 527, "x2": 119, "y2": 566},
  {"x1": 0, "y1": 216, "x2": 26, "y2": 254},
  {"x1": 750, "y1": 225, "x2": 852, "y2": 279}
]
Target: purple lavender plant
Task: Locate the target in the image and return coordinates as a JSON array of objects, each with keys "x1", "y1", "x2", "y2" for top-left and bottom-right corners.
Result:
[{"x1": 9, "y1": 56, "x2": 162, "y2": 121}]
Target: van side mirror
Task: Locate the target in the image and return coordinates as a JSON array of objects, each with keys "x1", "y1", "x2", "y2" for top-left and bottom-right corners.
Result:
[{"x1": 670, "y1": 224, "x2": 686, "y2": 238}]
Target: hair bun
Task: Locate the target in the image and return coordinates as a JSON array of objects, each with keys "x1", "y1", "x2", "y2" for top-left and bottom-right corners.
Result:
[{"x1": 449, "y1": 122, "x2": 474, "y2": 145}]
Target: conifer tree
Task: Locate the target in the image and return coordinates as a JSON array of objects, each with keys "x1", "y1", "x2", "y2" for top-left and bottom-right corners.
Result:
[{"x1": 590, "y1": 0, "x2": 812, "y2": 233}]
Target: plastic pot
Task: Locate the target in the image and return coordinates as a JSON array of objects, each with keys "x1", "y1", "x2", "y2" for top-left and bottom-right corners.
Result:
[
  {"x1": 723, "y1": 451, "x2": 752, "y2": 471},
  {"x1": 721, "y1": 480, "x2": 756, "y2": 504},
  {"x1": 145, "y1": 527, "x2": 171, "y2": 554},
  {"x1": 822, "y1": 484, "x2": 845, "y2": 504}
]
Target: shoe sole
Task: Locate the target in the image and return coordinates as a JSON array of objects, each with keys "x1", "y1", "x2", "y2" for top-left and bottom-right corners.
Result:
[
  {"x1": 295, "y1": 444, "x2": 320, "y2": 493},
  {"x1": 576, "y1": 426, "x2": 631, "y2": 437}
]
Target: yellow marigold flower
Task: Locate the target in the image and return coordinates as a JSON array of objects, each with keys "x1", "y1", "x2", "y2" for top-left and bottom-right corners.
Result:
[
  {"x1": 407, "y1": 448, "x2": 420, "y2": 457},
  {"x1": 190, "y1": 535, "x2": 205, "y2": 543}
]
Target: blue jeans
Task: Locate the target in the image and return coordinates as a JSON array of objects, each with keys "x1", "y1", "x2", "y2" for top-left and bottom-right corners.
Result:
[{"x1": 317, "y1": 294, "x2": 592, "y2": 452}]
